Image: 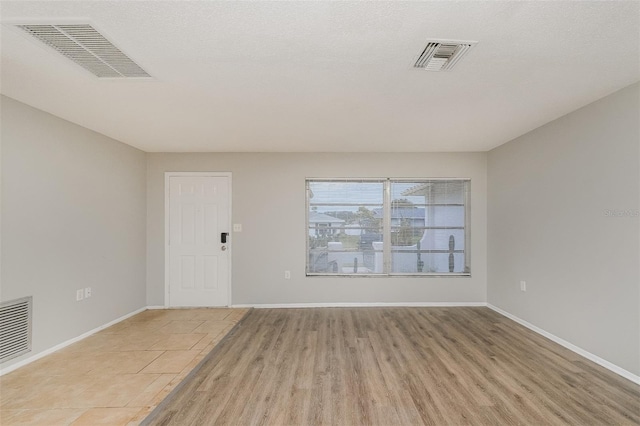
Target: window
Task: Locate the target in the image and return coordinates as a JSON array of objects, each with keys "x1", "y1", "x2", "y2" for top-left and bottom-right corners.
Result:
[{"x1": 306, "y1": 179, "x2": 470, "y2": 276}]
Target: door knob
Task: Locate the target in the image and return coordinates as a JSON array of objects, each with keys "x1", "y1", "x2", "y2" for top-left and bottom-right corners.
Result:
[{"x1": 221, "y1": 246, "x2": 227, "y2": 251}]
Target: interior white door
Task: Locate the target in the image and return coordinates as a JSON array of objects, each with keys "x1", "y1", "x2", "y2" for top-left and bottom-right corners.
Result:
[{"x1": 169, "y1": 176, "x2": 230, "y2": 307}]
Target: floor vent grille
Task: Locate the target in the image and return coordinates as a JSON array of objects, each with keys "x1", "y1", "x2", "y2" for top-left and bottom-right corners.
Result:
[{"x1": 0, "y1": 296, "x2": 33, "y2": 363}]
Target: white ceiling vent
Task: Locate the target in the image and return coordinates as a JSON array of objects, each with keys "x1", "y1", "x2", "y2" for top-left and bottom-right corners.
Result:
[
  {"x1": 414, "y1": 40, "x2": 477, "y2": 72},
  {"x1": 15, "y1": 24, "x2": 151, "y2": 78}
]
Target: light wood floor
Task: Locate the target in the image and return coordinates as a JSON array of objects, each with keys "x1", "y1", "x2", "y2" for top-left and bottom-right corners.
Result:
[
  {"x1": 0, "y1": 308, "x2": 248, "y2": 425},
  {"x1": 144, "y1": 307, "x2": 640, "y2": 426}
]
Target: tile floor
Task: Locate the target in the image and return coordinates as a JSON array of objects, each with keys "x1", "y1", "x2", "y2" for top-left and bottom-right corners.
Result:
[{"x1": 0, "y1": 308, "x2": 249, "y2": 425}]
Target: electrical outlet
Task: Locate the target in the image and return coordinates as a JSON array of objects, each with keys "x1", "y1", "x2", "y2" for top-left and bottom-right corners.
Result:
[
  {"x1": 85, "y1": 287, "x2": 92, "y2": 298},
  {"x1": 76, "y1": 289, "x2": 84, "y2": 301},
  {"x1": 284, "y1": 270, "x2": 291, "y2": 279},
  {"x1": 520, "y1": 281, "x2": 527, "y2": 292},
  {"x1": 233, "y1": 224, "x2": 242, "y2": 232}
]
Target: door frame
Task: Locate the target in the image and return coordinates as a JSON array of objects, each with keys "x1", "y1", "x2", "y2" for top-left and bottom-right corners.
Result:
[{"x1": 164, "y1": 171, "x2": 233, "y2": 307}]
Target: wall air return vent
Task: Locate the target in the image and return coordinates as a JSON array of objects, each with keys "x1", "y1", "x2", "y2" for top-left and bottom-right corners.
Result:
[
  {"x1": 15, "y1": 24, "x2": 151, "y2": 78},
  {"x1": 0, "y1": 296, "x2": 33, "y2": 363},
  {"x1": 414, "y1": 40, "x2": 477, "y2": 72}
]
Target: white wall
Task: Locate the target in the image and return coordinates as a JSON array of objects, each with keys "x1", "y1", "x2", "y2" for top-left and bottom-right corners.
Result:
[
  {"x1": 1, "y1": 96, "x2": 147, "y2": 369},
  {"x1": 487, "y1": 83, "x2": 640, "y2": 376},
  {"x1": 147, "y1": 153, "x2": 487, "y2": 306}
]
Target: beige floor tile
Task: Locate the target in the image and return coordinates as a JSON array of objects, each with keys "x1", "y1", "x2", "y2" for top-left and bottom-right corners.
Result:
[
  {"x1": 126, "y1": 406, "x2": 154, "y2": 426},
  {"x1": 191, "y1": 319, "x2": 235, "y2": 334},
  {"x1": 99, "y1": 321, "x2": 134, "y2": 335},
  {"x1": 140, "y1": 350, "x2": 201, "y2": 374},
  {"x1": 59, "y1": 332, "x2": 164, "y2": 353},
  {"x1": 189, "y1": 332, "x2": 227, "y2": 357},
  {"x1": 108, "y1": 334, "x2": 166, "y2": 351},
  {"x1": 55, "y1": 334, "x2": 115, "y2": 353},
  {"x1": 133, "y1": 371, "x2": 193, "y2": 413},
  {"x1": 0, "y1": 370, "x2": 77, "y2": 396},
  {"x1": 156, "y1": 320, "x2": 205, "y2": 334},
  {"x1": 226, "y1": 309, "x2": 249, "y2": 322},
  {"x1": 212, "y1": 332, "x2": 227, "y2": 344},
  {"x1": 126, "y1": 374, "x2": 176, "y2": 407},
  {"x1": 184, "y1": 352, "x2": 206, "y2": 371},
  {"x1": 197, "y1": 343, "x2": 216, "y2": 355},
  {"x1": 190, "y1": 332, "x2": 219, "y2": 351},
  {"x1": 0, "y1": 408, "x2": 86, "y2": 425},
  {"x1": 2, "y1": 371, "x2": 160, "y2": 410},
  {"x1": 149, "y1": 333, "x2": 206, "y2": 351},
  {"x1": 1, "y1": 375, "x2": 93, "y2": 409},
  {"x1": 125, "y1": 310, "x2": 168, "y2": 321},
  {"x1": 189, "y1": 308, "x2": 235, "y2": 320},
  {"x1": 0, "y1": 308, "x2": 248, "y2": 424},
  {"x1": 154, "y1": 308, "x2": 232, "y2": 321},
  {"x1": 18, "y1": 352, "x2": 98, "y2": 376},
  {"x1": 63, "y1": 333, "x2": 164, "y2": 353},
  {"x1": 116, "y1": 320, "x2": 172, "y2": 334},
  {"x1": 87, "y1": 351, "x2": 164, "y2": 375},
  {"x1": 78, "y1": 374, "x2": 161, "y2": 408},
  {"x1": 174, "y1": 353, "x2": 207, "y2": 382},
  {"x1": 70, "y1": 407, "x2": 142, "y2": 425}
]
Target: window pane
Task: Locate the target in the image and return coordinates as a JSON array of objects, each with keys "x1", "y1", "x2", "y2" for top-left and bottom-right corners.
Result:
[
  {"x1": 306, "y1": 179, "x2": 470, "y2": 276},
  {"x1": 307, "y1": 180, "x2": 384, "y2": 274},
  {"x1": 390, "y1": 180, "x2": 470, "y2": 274}
]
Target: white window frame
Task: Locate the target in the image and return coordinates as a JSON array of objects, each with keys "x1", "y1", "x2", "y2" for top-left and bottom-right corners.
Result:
[{"x1": 306, "y1": 178, "x2": 471, "y2": 277}]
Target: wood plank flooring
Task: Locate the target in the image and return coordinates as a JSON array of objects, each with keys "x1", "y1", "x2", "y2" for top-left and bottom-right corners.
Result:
[{"x1": 143, "y1": 307, "x2": 640, "y2": 426}]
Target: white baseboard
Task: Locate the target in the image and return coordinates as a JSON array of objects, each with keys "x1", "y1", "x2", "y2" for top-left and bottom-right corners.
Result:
[
  {"x1": 487, "y1": 304, "x2": 640, "y2": 385},
  {"x1": 0, "y1": 306, "x2": 148, "y2": 376},
  {"x1": 231, "y1": 302, "x2": 487, "y2": 309},
  {"x1": 147, "y1": 305, "x2": 231, "y2": 309}
]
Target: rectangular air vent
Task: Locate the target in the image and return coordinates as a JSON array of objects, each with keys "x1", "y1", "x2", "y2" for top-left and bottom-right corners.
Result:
[
  {"x1": 414, "y1": 40, "x2": 477, "y2": 72},
  {"x1": 0, "y1": 296, "x2": 33, "y2": 363},
  {"x1": 16, "y1": 24, "x2": 151, "y2": 78}
]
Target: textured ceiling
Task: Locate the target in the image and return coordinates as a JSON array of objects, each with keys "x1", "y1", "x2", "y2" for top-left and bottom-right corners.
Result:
[{"x1": 1, "y1": 1, "x2": 638, "y2": 153}]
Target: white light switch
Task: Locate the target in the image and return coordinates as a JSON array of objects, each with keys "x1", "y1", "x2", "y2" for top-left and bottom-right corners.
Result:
[{"x1": 233, "y1": 224, "x2": 242, "y2": 232}]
